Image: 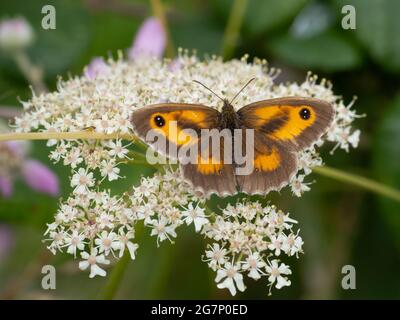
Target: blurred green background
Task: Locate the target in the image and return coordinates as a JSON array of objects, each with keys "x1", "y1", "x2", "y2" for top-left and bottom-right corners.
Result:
[{"x1": 0, "y1": 0, "x2": 400, "y2": 299}]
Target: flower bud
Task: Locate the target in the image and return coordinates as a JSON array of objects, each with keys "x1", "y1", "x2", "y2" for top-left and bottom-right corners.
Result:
[{"x1": 0, "y1": 17, "x2": 34, "y2": 51}]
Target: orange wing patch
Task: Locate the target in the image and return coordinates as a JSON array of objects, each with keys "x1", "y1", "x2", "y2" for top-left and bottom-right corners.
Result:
[
  {"x1": 148, "y1": 110, "x2": 206, "y2": 146},
  {"x1": 196, "y1": 154, "x2": 223, "y2": 175},
  {"x1": 269, "y1": 106, "x2": 316, "y2": 141},
  {"x1": 253, "y1": 147, "x2": 281, "y2": 172},
  {"x1": 253, "y1": 105, "x2": 316, "y2": 140},
  {"x1": 253, "y1": 107, "x2": 282, "y2": 125},
  {"x1": 179, "y1": 110, "x2": 209, "y2": 124}
]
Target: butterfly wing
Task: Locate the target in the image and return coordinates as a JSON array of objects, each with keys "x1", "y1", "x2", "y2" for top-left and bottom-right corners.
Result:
[
  {"x1": 237, "y1": 97, "x2": 334, "y2": 151},
  {"x1": 181, "y1": 137, "x2": 237, "y2": 197},
  {"x1": 131, "y1": 103, "x2": 220, "y2": 158},
  {"x1": 131, "y1": 103, "x2": 236, "y2": 197},
  {"x1": 236, "y1": 130, "x2": 297, "y2": 194},
  {"x1": 236, "y1": 97, "x2": 334, "y2": 194}
]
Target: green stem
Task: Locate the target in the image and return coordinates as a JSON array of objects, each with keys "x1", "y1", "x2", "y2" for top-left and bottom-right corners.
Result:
[
  {"x1": 146, "y1": 244, "x2": 175, "y2": 299},
  {"x1": 99, "y1": 223, "x2": 144, "y2": 300},
  {"x1": 13, "y1": 50, "x2": 47, "y2": 94},
  {"x1": 314, "y1": 166, "x2": 400, "y2": 203},
  {"x1": 150, "y1": 0, "x2": 175, "y2": 58},
  {"x1": 127, "y1": 159, "x2": 155, "y2": 167},
  {"x1": 0, "y1": 131, "x2": 136, "y2": 142},
  {"x1": 221, "y1": 0, "x2": 248, "y2": 59},
  {"x1": 128, "y1": 150, "x2": 148, "y2": 159},
  {"x1": 1, "y1": 132, "x2": 399, "y2": 203},
  {"x1": 99, "y1": 252, "x2": 131, "y2": 300}
]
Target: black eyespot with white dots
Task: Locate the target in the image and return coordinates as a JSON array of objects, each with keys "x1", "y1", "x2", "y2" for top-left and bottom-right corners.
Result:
[
  {"x1": 299, "y1": 108, "x2": 311, "y2": 120},
  {"x1": 154, "y1": 115, "x2": 165, "y2": 127}
]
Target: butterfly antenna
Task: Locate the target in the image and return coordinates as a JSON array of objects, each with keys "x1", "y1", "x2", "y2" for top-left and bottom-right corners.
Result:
[
  {"x1": 193, "y1": 80, "x2": 225, "y2": 102},
  {"x1": 229, "y1": 77, "x2": 256, "y2": 104}
]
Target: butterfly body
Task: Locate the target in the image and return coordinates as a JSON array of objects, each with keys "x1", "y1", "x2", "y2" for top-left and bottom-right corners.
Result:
[
  {"x1": 131, "y1": 96, "x2": 334, "y2": 198},
  {"x1": 219, "y1": 99, "x2": 241, "y2": 130}
]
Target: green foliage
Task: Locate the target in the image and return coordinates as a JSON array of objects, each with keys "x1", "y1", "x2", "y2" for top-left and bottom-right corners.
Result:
[
  {"x1": 373, "y1": 95, "x2": 400, "y2": 248},
  {"x1": 244, "y1": 0, "x2": 310, "y2": 35},
  {"x1": 171, "y1": 16, "x2": 223, "y2": 55},
  {"x1": 0, "y1": 0, "x2": 90, "y2": 78},
  {"x1": 215, "y1": 0, "x2": 309, "y2": 35},
  {"x1": 269, "y1": 30, "x2": 362, "y2": 71},
  {"x1": 334, "y1": 0, "x2": 400, "y2": 72}
]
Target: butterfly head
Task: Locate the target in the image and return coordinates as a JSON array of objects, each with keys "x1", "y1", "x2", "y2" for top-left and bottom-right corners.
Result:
[
  {"x1": 220, "y1": 99, "x2": 240, "y2": 129},
  {"x1": 220, "y1": 98, "x2": 235, "y2": 113}
]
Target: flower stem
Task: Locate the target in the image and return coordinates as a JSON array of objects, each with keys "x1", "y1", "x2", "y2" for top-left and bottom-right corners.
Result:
[
  {"x1": 314, "y1": 166, "x2": 400, "y2": 202},
  {"x1": 99, "y1": 252, "x2": 131, "y2": 300},
  {"x1": 1, "y1": 131, "x2": 399, "y2": 203},
  {"x1": 0, "y1": 131, "x2": 137, "y2": 142},
  {"x1": 150, "y1": 0, "x2": 175, "y2": 58},
  {"x1": 13, "y1": 50, "x2": 48, "y2": 94},
  {"x1": 99, "y1": 223, "x2": 144, "y2": 299},
  {"x1": 221, "y1": 0, "x2": 248, "y2": 59}
]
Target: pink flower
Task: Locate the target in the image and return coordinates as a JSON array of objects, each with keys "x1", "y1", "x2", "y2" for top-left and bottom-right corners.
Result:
[
  {"x1": 128, "y1": 17, "x2": 166, "y2": 60},
  {"x1": 21, "y1": 160, "x2": 59, "y2": 196},
  {"x1": 0, "y1": 140, "x2": 59, "y2": 197},
  {"x1": 0, "y1": 17, "x2": 34, "y2": 50},
  {"x1": 0, "y1": 176, "x2": 13, "y2": 197},
  {"x1": 84, "y1": 57, "x2": 110, "y2": 80},
  {"x1": 5, "y1": 140, "x2": 28, "y2": 157}
]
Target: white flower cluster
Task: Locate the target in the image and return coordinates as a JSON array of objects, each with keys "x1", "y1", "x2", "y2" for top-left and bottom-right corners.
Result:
[
  {"x1": 14, "y1": 52, "x2": 361, "y2": 199},
  {"x1": 44, "y1": 189, "x2": 138, "y2": 278},
  {"x1": 327, "y1": 98, "x2": 362, "y2": 153},
  {"x1": 13, "y1": 51, "x2": 360, "y2": 295},
  {"x1": 281, "y1": 74, "x2": 362, "y2": 197},
  {"x1": 129, "y1": 169, "x2": 206, "y2": 245},
  {"x1": 203, "y1": 201, "x2": 303, "y2": 295}
]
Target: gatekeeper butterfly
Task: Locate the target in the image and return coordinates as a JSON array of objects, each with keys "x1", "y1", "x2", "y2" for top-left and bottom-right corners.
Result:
[{"x1": 131, "y1": 79, "x2": 334, "y2": 197}]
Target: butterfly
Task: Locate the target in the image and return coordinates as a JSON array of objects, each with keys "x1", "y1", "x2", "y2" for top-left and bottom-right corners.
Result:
[{"x1": 131, "y1": 80, "x2": 334, "y2": 198}]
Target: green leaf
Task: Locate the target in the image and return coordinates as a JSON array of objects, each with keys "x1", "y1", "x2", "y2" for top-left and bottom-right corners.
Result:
[
  {"x1": 269, "y1": 31, "x2": 362, "y2": 72},
  {"x1": 334, "y1": 0, "x2": 400, "y2": 72},
  {"x1": 373, "y1": 95, "x2": 400, "y2": 247},
  {"x1": 214, "y1": 0, "x2": 309, "y2": 35},
  {"x1": 171, "y1": 16, "x2": 223, "y2": 55},
  {"x1": 290, "y1": 1, "x2": 334, "y2": 39},
  {"x1": 73, "y1": 12, "x2": 141, "y2": 71},
  {"x1": 246, "y1": 0, "x2": 310, "y2": 35}
]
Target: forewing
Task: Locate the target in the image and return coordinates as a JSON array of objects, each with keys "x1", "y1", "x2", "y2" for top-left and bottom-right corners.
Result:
[
  {"x1": 237, "y1": 97, "x2": 334, "y2": 151},
  {"x1": 131, "y1": 103, "x2": 220, "y2": 159},
  {"x1": 131, "y1": 103, "x2": 236, "y2": 197}
]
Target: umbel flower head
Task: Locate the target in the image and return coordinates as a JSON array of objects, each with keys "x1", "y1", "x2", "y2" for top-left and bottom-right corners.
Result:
[{"x1": 13, "y1": 50, "x2": 361, "y2": 296}]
